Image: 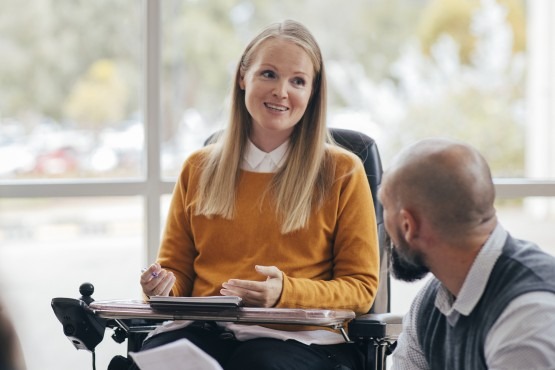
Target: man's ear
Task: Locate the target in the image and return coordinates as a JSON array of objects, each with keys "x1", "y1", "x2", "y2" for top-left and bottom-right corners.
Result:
[{"x1": 400, "y1": 208, "x2": 419, "y2": 242}]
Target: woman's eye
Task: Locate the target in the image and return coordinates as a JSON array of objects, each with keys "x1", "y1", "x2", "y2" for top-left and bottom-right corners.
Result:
[
  {"x1": 261, "y1": 70, "x2": 276, "y2": 78},
  {"x1": 292, "y1": 77, "x2": 306, "y2": 86}
]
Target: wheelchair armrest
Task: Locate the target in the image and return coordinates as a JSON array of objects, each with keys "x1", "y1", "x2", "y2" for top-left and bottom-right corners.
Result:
[{"x1": 348, "y1": 312, "x2": 403, "y2": 340}]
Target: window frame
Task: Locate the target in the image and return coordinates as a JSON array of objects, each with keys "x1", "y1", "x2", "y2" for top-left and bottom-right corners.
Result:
[{"x1": 0, "y1": 0, "x2": 554, "y2": 265}]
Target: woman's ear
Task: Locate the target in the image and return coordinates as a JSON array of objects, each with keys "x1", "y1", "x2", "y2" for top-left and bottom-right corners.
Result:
[{"x1": 238, "y1": 74, "x2": 245, "y2": 90}]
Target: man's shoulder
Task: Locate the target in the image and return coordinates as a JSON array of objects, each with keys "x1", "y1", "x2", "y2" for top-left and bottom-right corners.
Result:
[
  {"x1": 410, "y1": 278, "x2": 441, "y2": 320},
  {"x1": 504, "y1": 235, "x2": 555, "y2": 262},
  {"x1": 499, "y1": 235, "x2": 555, "y2": 283}
]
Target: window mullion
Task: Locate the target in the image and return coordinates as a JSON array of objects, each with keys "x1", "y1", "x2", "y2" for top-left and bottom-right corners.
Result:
[{"x1": 144, "y1": 0, "x2": 163, "y2": 266}]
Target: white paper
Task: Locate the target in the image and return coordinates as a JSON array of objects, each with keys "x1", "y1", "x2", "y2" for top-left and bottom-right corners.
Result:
[
  {"x1": 129, "y1": 338, "x2": 223, "y2": 370},
  {"x1": 149, "y1": 296, "x2": 242, "y2": 306}
]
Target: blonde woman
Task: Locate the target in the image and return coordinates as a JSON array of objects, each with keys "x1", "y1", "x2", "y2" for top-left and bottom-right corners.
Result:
[{"x1": 137, "y1": 20, "x2": 379, "y2": 370}]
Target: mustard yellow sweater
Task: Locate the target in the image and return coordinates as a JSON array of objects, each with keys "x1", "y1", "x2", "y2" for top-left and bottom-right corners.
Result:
[{"x1": 157, "y1": 145, "x2": 379, "y2": 316}]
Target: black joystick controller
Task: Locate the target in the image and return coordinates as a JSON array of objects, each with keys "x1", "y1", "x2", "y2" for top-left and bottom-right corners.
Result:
[
  {"x1": 79, "y1": 282, "x2": 95, "y2": 305},
  {"x1": 51, "y1": 282, "x2": 106, "y2": 351}
]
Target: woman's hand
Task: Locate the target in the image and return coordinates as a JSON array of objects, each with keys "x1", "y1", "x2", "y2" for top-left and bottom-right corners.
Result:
[
  {"x1": 220, "y1": 265, "x2": 283, "y2": 307},
  {"x1": 140, "y1": 263, "x2": 175, "y2": 297}
]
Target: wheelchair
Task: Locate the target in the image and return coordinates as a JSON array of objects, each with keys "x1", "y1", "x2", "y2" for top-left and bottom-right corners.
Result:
[{"x1": 51, "y1": 128, "x2": 402, "y2": 370}]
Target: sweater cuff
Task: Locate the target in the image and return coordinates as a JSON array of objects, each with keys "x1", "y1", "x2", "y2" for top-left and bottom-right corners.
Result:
[{"x1": 275, "y1": 273, "x2": 293, "y2": 308}]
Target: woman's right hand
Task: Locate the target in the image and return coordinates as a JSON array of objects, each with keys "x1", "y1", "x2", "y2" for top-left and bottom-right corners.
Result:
[{"x1": 140, "y1": 263, "x2": 175, "y2": 297}]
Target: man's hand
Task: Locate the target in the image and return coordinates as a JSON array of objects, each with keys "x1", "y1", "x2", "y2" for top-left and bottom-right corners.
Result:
[{"x1": 220, "y1": 265, "x2": 283, "y2": 307}]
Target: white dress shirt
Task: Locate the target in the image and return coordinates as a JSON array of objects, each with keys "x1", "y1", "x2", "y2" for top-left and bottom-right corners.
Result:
[
  {"x1": 391, "y1": 223, "x2": 555, "y2": 370},
  {"x1": 241, "y1": 139, "x2": 289, "y2": 172}
]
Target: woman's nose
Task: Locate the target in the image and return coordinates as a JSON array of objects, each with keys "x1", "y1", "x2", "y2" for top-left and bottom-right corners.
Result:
[{"x1": 272, "y1": 81, "x2": 288, "y2": 99}]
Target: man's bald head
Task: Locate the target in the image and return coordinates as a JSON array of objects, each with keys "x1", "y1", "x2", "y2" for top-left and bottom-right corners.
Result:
[{"x1": 381, "y1": 138, "x2": 496, "y2": 238}]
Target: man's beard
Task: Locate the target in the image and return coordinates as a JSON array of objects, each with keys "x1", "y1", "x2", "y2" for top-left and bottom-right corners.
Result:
[{"x1": 390, "y1": 231, "x2": 429, "y2": 282}]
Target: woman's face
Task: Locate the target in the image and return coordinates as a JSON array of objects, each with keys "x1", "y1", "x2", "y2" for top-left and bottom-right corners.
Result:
[{"x1": 240, "y1": 38, "x2": 315, "y2": 151}]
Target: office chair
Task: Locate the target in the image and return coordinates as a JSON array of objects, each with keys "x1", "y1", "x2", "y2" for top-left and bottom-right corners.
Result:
[{"x1": 51, "y1": 128, "x2": 401, "y2": 370}]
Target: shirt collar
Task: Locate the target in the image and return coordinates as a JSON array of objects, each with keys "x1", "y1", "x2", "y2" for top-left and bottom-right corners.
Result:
[
  {"x1": 435, "y1": 222, "x2": 508, "y2": 325},
  {"x1": 243, "y1": 139, "x2": 289, "y2": 172}
]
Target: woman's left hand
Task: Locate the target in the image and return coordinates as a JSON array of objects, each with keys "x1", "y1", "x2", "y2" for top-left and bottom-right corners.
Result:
[{"x1": 220, "y1": 265, "x2": 283, "y2": 307}]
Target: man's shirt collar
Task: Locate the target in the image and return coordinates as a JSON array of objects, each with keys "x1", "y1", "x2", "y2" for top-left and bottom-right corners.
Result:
[{"x1": 435, "y1": 223, "x2": 508, "y2": 326}]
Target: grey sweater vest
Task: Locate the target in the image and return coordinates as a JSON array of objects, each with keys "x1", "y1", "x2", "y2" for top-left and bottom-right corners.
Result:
[{"x1": 416, "y1": 235, "x2": 555, "y2": 370}]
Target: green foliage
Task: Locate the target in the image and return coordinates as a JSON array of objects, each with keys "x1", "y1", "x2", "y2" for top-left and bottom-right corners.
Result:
[
  {"x1": 64, "y1": 59, "x2": 129, "y2": 131},
  {"x1": 0, "y1": 0, "x2": 139, "y2": 125},
  {"x1": 418, "y1": 0, "x2": 526, "y2": 63},
  {"x1": 418, "y1": 0, "x2": 478, "y2": 63},
  {"x1": 389, "y1": 86, "x2": 525, "y2": 176},
  {"x1": 0, "y1": 0, "x2": 528, "y2": 178}
]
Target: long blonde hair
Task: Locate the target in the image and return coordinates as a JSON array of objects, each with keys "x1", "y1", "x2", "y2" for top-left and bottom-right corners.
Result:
[{"x1": 195, "y1": 20, "x2": 334, "y2": 233}]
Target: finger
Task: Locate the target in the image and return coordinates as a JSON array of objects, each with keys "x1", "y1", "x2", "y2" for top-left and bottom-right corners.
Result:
[
  {"x1": 224, "y1": 279, "x2": 266, "y2": 292},
  {"x1": 140, "y1": 263, "x2": 161, "y2": 284},
  {"x1": 160, "y1": 272, "x2": 175, "y2": 296},
  {"x1": 255, "y1": 265, "x2": 282, "y2": 280},
  {"x1": 150, "y1": 271, "x2": 173, "y2": 296},
  {"x1": 220, "y1": 287, "x2": 263, "y2": 306},
  {"x1": 220, "y1": 283, "x2": 253, "y2": 296},
  {"x1": 143, "y1": 269, "x2": 168, "y2": 295}
]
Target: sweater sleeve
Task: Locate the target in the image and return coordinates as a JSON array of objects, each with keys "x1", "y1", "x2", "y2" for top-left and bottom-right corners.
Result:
[
  {"x1": 156, "y1": 154, "x2": 201, "y2": 297},
  {"x1": 276, "y1": 153, "x2": 380, "y2": 314}
]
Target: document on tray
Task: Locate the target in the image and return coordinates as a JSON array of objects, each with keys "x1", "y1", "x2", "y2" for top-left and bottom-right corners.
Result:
[
  {"x1": 129, "y1": 338, "x2": 223, "y2": 370},
  {"x1": 148, "y1": 295, "x2": 243, "y2": 310}
]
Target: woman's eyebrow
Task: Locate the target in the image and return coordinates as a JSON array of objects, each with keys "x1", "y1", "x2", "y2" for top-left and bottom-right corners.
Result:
[{"x1": 259, "y1": 63, "x2": 311, "y2": 77}]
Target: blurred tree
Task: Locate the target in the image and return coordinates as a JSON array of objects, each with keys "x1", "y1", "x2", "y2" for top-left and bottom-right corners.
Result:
[
  {"x1": 64, "y1": 59, "x2": 129, "y2": 132},
  {"x1": 389, "y1": 87, "x2": 524, "y2": 176},
  {"x1": 418, "y1": 0, "x2": 525, "y2": 63},
  {"x1": 388, "y1": 0, "x2": 526, "y2": 176},
  {"x1": 0, "y1": 0, "x2": 529, "y2": 179},
  {"x1": 418, "y1": 0, "x2": 478, "y2": 64},
  {"x1": 160, "y1": 0, "x2": 424, "y2": 138},
  {"x1": 0, "y1": 0, "x2": 139, "y2": 128},
  {"x1": 161, "y1": 0, "x2": 244, "y2": 141}
]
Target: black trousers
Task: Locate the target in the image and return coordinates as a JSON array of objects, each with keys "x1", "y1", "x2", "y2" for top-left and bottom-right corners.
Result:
[{"x1": 128, "y1": 321, "x2": 363, "y2": 370}]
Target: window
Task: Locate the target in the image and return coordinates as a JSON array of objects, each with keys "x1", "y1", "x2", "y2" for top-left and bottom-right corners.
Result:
[
  {"x1": 0, "y1": 0, "x2": 142, "y2": 180},
  {"x1": 0, "y1": 1, "x2": 554, "y2": 369}
]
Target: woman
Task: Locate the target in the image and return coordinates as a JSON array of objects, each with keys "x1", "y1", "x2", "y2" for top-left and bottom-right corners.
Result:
[{"x1": 138, "y1": 19, "x2": 379, "y2": 370}]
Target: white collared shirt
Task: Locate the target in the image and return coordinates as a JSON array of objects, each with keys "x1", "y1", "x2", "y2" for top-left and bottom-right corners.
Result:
[
  {"x1": 434, "y1": 223, "x2": 508, "y2": 326},
  {"x1": 391, "y1": 223, "x2": 555, "y2": 370},
  {"x1": 241, "y1": 139, "x2": 289, "y2": 173}
]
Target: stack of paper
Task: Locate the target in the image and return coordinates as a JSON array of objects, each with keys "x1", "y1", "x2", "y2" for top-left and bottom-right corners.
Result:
[{"x1": 129, "y1": 338, "x2": 223, "y2": 370}]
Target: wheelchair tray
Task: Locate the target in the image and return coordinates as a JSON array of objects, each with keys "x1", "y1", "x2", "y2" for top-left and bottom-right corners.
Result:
[{"x1": 89, "y1": 300, "x2": 355, "y2": 328}]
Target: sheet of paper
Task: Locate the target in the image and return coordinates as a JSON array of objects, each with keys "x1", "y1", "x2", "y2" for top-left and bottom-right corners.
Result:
[
  {"x1": 129, "y1": 338, "x2": 223, "y2": 370},
  {"x1": 149, "y1": 296, "x2": 242, "y2": 306}
]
